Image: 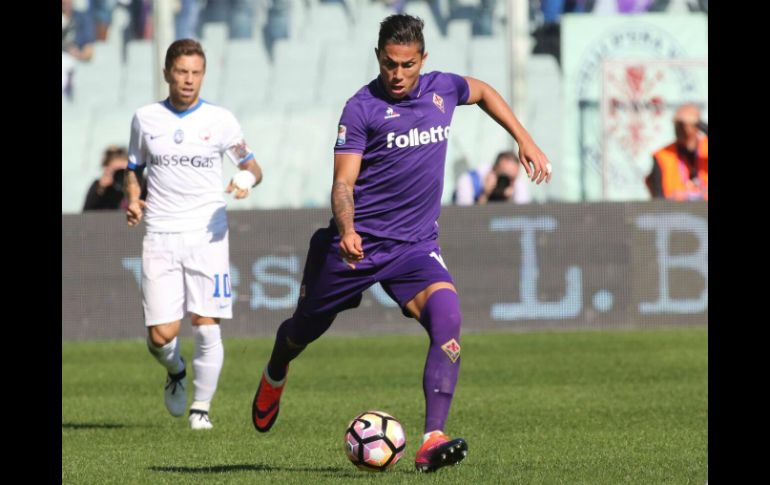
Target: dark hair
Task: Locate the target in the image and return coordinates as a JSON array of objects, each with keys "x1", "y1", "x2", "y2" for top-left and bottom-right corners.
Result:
[
  {"x1": 164, "y1": 38, "x2": 206, "y2": 72},
  {"x1": 378, "y1": 14, "x2": 425, "y2": 53},
  {"x1": 102, "y1": 145, "x2": 128, "y2": 167},
  {"x1": 493, "y1": 151, "x2": 518, "y2": 168}
]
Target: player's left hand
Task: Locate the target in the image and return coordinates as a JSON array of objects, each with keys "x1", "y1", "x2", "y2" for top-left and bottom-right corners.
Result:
[
  {"x1": 225, "y1": 180, "x2": 250, "y2": 199},
  {"x1": 518, "y1": 138, "x2": 552, "y2": 184}
]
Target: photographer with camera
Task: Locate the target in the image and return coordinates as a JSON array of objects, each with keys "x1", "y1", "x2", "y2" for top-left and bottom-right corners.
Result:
[
  {"x1": 83, "y1": 145, "x2": 146, "y2": 211},
  {"x1": 455, "y1": 150, "x2": 532, "y2": 205}
]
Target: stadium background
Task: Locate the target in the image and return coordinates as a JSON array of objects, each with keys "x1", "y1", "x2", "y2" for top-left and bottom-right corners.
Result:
[{"x1": 62, "y1": 0, "x2": 707, "y2": 338}]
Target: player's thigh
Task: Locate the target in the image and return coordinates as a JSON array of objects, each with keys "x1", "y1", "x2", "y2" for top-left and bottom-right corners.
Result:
[
  {"x1": 297, "y1": 228, "x2": 374, "y2": 317},
  {"x1": 380, "y1": 242, "x2": 456, "y2": 319},
  {"x1": 183, "y1": 231, "x2": 232, "y2": 320},
  {"x1": 142, "y1": 233, "x2": 185, "y2": 326}
]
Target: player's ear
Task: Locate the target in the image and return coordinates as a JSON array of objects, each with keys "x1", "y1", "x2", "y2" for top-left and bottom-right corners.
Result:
[{"x1": 163, "y1": 69, "x2": 171, "y2": 83}]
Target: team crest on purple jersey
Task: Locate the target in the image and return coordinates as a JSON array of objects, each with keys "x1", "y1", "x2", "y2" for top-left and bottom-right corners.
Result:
[
  {"x1": 174, "y1": 129, "x2": 184, "y2": 144},
  {"x1": 384, "y1": 107, "x2": 401, "y2": 119},
  {"x1": 336, "y1": 125, "x2": 347, "y2": 146},
  {"x1": 432, "y1": 93, "x2": 445, "y2": 113}
]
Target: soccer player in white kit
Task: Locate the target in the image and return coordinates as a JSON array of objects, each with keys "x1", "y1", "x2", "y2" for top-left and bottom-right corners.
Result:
[{"x1": 124, "y1": 39, "x2": 263, "y2": 430}]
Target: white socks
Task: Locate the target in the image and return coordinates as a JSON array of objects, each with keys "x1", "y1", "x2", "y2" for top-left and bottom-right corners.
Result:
[
  {"x1": 192, "y1": 324, "x2": 224, "y2": 405},
  {"x1": 147, "y1": 336, "x2": 184, "y2": 375}
]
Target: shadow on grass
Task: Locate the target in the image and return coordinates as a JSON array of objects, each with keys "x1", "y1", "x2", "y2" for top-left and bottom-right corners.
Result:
[
  {"x1": 149, "y1": 464, "x2": 416, "y2": 477},
  {"x1": 62, "y1": 422, "x2": 127, "y2": 430}
]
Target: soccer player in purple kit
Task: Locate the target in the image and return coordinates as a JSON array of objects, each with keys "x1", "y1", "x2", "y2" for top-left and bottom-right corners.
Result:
[{"x1": 252, "y1": 14, "x2": 552, "y2": 472}]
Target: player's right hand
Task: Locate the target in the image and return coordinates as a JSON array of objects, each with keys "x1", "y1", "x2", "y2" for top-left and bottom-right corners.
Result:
[
  {"x1": 126, "y1": 199, "x2": 146, "y2": 227},
  {"x1": 339, "y1": 231, "x2": 364, "y2": 269}
]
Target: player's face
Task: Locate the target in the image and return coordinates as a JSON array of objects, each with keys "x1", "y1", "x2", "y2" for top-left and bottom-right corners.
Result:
[
  {"x1": 164, "y1": 54, "x2": 205, "y2": 110},
  {"x1": 376, "y1": 42, "x2": 427, "y2": 100}
]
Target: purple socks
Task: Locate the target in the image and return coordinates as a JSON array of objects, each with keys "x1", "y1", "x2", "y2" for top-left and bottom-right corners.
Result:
[{"x1": 419, "y1": 288, "x2": 462, "y2": 434}]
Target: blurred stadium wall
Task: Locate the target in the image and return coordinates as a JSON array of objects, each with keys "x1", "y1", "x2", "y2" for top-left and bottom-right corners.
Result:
[{"x1": 62, "y1": 202, "x2": 707, "y2": 340}]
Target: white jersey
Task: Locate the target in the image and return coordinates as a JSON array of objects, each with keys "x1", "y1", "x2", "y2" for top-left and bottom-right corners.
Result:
[{"x1": 128, "y1": 99, "x2": 253, "y2": 233}]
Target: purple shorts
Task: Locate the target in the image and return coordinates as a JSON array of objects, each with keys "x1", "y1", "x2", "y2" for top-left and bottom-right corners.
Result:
[{"x1": 296, "y1": 228, "x2": 454, "y2": 318}]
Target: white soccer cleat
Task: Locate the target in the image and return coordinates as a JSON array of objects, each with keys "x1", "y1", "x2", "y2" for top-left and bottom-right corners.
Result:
[
  {"x1": 189, "y1": 409, "x2": 213, "y2": 430},
  {"x1": 164, "y1": 361, "x2": 187, "y2": 417}
]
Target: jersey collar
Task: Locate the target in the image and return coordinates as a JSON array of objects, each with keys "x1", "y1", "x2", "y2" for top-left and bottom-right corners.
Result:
[{"x1": 162, "y1": 98, "x2": 205, "y2": 118}]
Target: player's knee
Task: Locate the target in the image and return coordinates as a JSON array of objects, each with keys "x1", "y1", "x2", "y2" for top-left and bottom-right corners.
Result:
[
  {"x1": 443, "y1": 307, "x2": 462, "y2": 336},
  {"x1": 191, "y1": 314, "x2": 219, "y2": 326},
  {"x1": 147, "y1": 331, "x2": 171, "y2": 348},
  {"x1": 421, "y1": 288, "x2": 463, "y2": 337},
  {"x1": 147, "y1": 326, "x2": 175, "y2": 347}
]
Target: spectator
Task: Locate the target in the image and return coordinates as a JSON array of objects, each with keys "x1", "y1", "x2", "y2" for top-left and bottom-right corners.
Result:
[
  {"x1": 199, "y1": 0, "x2": 256, "y2": 39},
  {"x1": 645, "y1": 103, "x2": 708, "y2": 200},
  {"x1": 175, "y1": 0, "x2": 202, "y2": 40},
  {"x1": 454, "y1": 151, "x2": 532, "y2": 205},
  {"x1": 593, "y1": 0, "x2": 652, "y2": 13},
  {"x1": 63, "y1": 0, "x2": 96, "y2": 98},
  {"x1": 83, "y1": 146, "x2": 146, "y2": 211},
  {"x1": 90, "y1": 0, "x2": 119, "y2": 41}
]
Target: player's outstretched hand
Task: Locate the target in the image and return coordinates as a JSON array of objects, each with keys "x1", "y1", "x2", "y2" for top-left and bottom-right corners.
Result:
[
  {"x1": 126, "y1": 200, "x2": 146, "y2": 227},
  {"x1": 518, "y1": 138, "x2": 553, "y2": 184}
]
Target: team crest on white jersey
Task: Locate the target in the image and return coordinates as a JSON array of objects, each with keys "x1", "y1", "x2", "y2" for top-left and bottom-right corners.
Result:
[
  {"x1": 384, "y1": 107, "x2": 401, "y2": 119},
  {"x1": 336, "y1": 125, "x2": 347, "y2": 146},
  {"x1": 174, "y1": 129, "x2": 184, "y2": 144},
  {"x1": 432, "y1": 93, "x2": 445, "y2": 113}
]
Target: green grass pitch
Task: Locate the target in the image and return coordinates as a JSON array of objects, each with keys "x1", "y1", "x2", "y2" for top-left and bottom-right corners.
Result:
[{"x1": 62, "y1": 328, "x2": 707, "y2": 484}]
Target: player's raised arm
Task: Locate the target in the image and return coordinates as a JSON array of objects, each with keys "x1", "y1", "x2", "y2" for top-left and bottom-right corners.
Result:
[{"x1": 464, "y1": 76, "x2": 552, "y2": 184}]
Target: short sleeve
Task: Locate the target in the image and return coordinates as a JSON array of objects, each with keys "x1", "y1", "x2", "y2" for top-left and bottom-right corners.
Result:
[
  {"x1": 444, "y1": 72, "x2": 470, "y2": 106},
  {"x1": 221, "y1": 111, "x2": 255, "y2": 165},
  {"x1": 333, "y1": 99, "x2": 367, "y2": 154}
]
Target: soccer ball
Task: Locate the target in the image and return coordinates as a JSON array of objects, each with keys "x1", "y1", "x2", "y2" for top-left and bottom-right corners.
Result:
[{"x1": 344, "y1": 410, "x2": 406, "y2": 472}]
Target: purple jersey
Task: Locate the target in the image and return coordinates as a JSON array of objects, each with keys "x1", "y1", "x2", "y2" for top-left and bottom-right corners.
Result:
[{"x1": 333, "y1": 71, "x2": 470, "y2": 242}]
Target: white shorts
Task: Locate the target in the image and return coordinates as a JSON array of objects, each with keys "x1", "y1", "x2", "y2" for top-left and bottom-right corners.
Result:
[{"x1": 142, "y1": 229, "x2": 233, "y2": 326}]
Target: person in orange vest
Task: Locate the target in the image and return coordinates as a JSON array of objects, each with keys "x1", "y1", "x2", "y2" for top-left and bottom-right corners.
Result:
[{"x1": 646, "y1": 103, "x2": 708, "y2": 200}]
